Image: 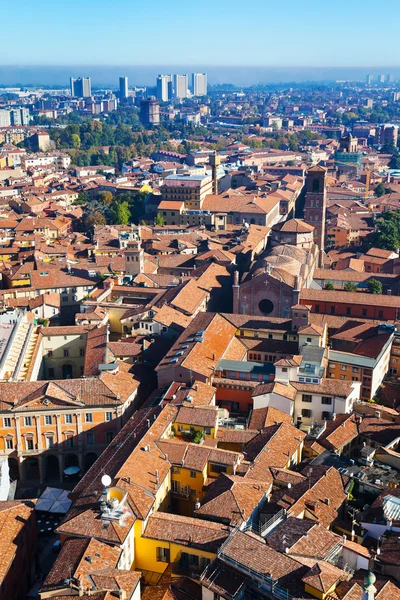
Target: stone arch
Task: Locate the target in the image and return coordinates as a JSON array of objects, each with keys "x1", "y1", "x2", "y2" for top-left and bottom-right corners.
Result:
[
  {"x1": 25, "y1": 456, "x2": 39, "y2": 480},
  {"x1": 45, "y1": 454, "x2": 59, "y2": 480},
  {"x1": 84, "y1": 452, "x2": 98, "y2": 471},
  {"x1": 8, "y1": 457, "x2": 19, "y2": 481}
]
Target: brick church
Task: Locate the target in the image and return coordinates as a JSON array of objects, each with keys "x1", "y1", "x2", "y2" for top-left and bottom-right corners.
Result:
[{"x1": 232, "y1": 166, "x2": 326, "y2": 317}]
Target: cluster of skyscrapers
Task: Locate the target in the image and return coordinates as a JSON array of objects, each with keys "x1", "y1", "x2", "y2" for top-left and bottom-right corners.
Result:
[
  {"x1": 366, "y1": 73, "x2": 395, "y2": 84},
  {"x1": 156, "y1": 73, "x2": 207, "y2": 101}
]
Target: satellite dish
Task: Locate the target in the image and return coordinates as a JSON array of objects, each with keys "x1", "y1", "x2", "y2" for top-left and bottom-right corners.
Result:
[{"x1": 101, "y1": 474, "x2": 112, "y2": 488}]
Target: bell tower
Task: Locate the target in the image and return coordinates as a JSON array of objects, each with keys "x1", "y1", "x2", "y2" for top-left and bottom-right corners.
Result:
[{"x1": 304, "y1": 165, "x2": 327, "y2": 267}]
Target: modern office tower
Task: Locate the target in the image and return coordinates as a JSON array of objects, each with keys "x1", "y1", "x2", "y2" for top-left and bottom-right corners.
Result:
[
  {"x1": 156, "y1": 74, "x2": 172, "y2": 101},
  {"x1": 366, "y1": 74, "x2": 373, "y2": 85},
  {"x1": 119, "y1": 76, "x2": 129, "y2": 100},
  {"x1": 139, "y1": 97, "x2": 160, "y2": 126},
  {"x1": 10, "y1": 107, "x2": 30, "y2": 126},
  {"x1": 378, "y1": 74, "x2": 385, "y2": 84},
  {"x1": 387, "y1": 73, "x2": 394, "y2": 83},
  {"x1": 192, "y1": 73, "x2": 207, "y2": 96},
  {"x1": 70, "y1": 77, "x2": 92, "y2": 98},
  {"x1": 0, "y1": 110, "x2": 11, "y2": 126},
  {"x1": 174, "y1": 74, "x2": 188, "y2": 100}
]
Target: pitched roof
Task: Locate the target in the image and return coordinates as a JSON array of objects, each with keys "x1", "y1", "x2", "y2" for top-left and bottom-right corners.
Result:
[
  {"x1": 143, "y1": 512, "x2": 229, "y2": 553},
  {"x1": 195, "y1": 473, "x2": 270, "y2": 526}
]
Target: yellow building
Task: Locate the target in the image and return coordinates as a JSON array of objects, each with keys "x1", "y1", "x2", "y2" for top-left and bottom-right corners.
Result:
[
  {"x1": 136, "y1": 512, "x2": 228, "y2": 583},
  {"x1": 173, "y1": 405, "x2": 218, "y2": 440}
]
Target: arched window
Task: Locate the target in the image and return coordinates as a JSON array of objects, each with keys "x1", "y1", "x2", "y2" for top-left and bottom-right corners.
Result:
[{"x1": 312, "y1": 178, "x2": 320, "y2": 193}]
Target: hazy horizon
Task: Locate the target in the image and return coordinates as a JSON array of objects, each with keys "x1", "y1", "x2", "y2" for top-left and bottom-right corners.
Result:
[{"x1": 1, "y1": 65, "x2": 400, "y2": 89}]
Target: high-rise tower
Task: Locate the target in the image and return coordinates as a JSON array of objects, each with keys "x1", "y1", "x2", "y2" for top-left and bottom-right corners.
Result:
[
  {"x1": 119, "y1": 76, "x2": 129, "y2": 101},
  {"x1": 304, "y1": 165, "x2": 327, "y2": 267}
]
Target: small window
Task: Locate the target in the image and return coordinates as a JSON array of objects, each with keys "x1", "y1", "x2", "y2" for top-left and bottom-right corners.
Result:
[
  {"x1": 3, "y1": 417, "x2": 11, "y2": 428},
  {"x1": 302, "y1": 409, "x2": 312, "y2": 418},
  {"x1": 48, "y1": 367, "x2": 55, "y2": 378},
  {"x1": 281, "y1": 367, "x2": 288, "y2": 373},
  {"x1": 46, "y1": 436, "x2": 54, "y2": 448},
  {"x1": 156, "y1": 547, "x2": 170, "y2": 562},
  {"x1": 24, "y1": 416, "x2": 32, "y2": 426},
  {"x1": 87, "y1": 432, "x2": 94, "y2": 444},
  {"x1": 302, "y1": 394, "x2": 312, "y2": 403},
  {"x1": 190, "y1": 471, "x2": 197, "y2": 478},
  {"x1": 26, "y1": 437, "x2": 34, "y2": 450},
  {"x1": 80, "y1": 348, "x2": 85, "y2": 357},
  {"x1": 45, "y1": 415, "x2": 52, "y2": 425},
  {"x1": 322, "y1": 396, "x2": 332, "y2": 405},
  {"x1": 85, "y1": 413, "x2": 93, "y2": 423},
  {"x1": 64, "y1": 349, "x2": 69, "y2": 357},
  {"x1": 48, "y1": 350, "x2": 53, "y2": 358},
  {"x1": 65, "y1": 436, "x2": 73, "y2": 448},
  {"x1": 105, "y1": 411, "x2": 113, "y2": 422},
  {"x1": 5, "y1": 438, "x2": 13, "y2": 449}
]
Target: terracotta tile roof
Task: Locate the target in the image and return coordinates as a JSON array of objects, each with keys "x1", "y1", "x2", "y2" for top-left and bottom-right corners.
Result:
[
  {"x1": 266, "y1": 517, "x2": 340, "y2": 558},
  {"x1": 216, "y1": 428, "x2": 258, "y2": 445},
  {"x1": 153, "y1": 304, "x2": 192, "y2": 329},
  {"x1": 176, "y1": 405, "x2": 218, "y2": 428},
  {"x1": 221, "y1": 529, "x2": 308, "y2": 594},
  {"x1": 300, "y1": 288, "x2": 400, "y2": 308},
  {"x1": 41, "y1": 537, "x2": 121, "y2": 593},
  {"x1": 251, "y1": 381, "x2": 297, "y2": 400},
  {"x1": 156, "y1": 313, "x2": 239, "y2": 379},
  {"x1": 291, "y1": 379, "x2": 355, "y2": 398},
  {"x1": 195, "y1": 473, "x2": 270, "y2": 526},
  {"x1": 318, "y1": 414, "x2": 359, "y2": 452},
  {"x1": 269, "y1": 466, "x2": 347, "y2": 528},
  {"x1": 170, "y1": 279, "x2": 209, "y2": 315},
  {"x1": 244, "y1": 423, "x2": 305, "y2": 475},
  {"x1": 0, "y1": 501, "x2": 35, "y2": 583},
  {"x1": 302, "y1": 561, "x2": 344, "y2": 593},
  {"x1": 83, "y1": 325, "x2": 108, "y2": 376},
  {"x1": 143, "y1": 512, "x2": 230, "y2": 553},
  {"x1": 248, "y1": 407, "x2": 293, "y2": 430}
]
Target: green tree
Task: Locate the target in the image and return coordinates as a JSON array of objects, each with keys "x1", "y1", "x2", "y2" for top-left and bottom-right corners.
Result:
[
  {"x1": 344, "y1": 282, "x2": 358, "y2": 292},
  {"x1": 372, "y1": 211, "x2": 400, "y2": 251},
  {"x1": 71, "y1": 133, "x2": 81, "y2": 148},
  {"x1": 74, "y1": 191, "x2": 89, "y2": 205},
  {"x1": 97, "y1": 191, "x2": 113, "y2": 206},
  {"x1": 374, "y1": 183, "x2": 386, "y2": 197},
  {"x1": 389, "y1": 153, "x2": 400, "y2": 169},
  {"x1": 155, "y1": 213, "x2": 166, "y2": 226},
  {"x1": 367, "y1": 279, "x2": 383, "y2": 295},
  {"x1": 110, "y1": 200, "x2": 131, "y2": 225},
  {"x1": 84, "y1": 210, "x2": 106, "y2": 229},
  {"x1": 325, "y1": 281, "x2": 334, "y2": 290}
]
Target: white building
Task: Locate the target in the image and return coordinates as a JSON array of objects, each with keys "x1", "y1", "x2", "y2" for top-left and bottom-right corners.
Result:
[
  {"x1": 174, "y1": 74, "x2": 189, "y2": 100},
  {"x1": 192, "y1": 72, "x2": 207, "y2": 96},
  {"x1": 156, "y1": 74, "x2": 172, "y2": 102}
]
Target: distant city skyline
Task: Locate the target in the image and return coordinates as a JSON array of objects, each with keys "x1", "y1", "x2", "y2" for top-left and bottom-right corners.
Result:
[
  {"x1": 1, "y1": 65, "x2": 400, "y2": 89},
  {"x1": 2, "y1": 0, "x2": 400, "y2": 68}
]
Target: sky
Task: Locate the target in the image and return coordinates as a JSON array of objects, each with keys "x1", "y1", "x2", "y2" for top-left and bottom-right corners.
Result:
[{"x1": 2, "y1": 0, "x2": 400, "y2": 68}]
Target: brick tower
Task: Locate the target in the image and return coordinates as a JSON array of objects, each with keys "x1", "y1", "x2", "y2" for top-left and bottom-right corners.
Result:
[{"x1": 304, "y1": 165, "x2": 327, "y2": 267}]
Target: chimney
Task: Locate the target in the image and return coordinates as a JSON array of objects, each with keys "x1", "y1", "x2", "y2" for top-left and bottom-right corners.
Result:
[
  {"x1": 119, "y1": 591, "x2": 127, "y2": 600},
  {"x1": 325, "y1": 497, "x2": 330, "y2": 505}
]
